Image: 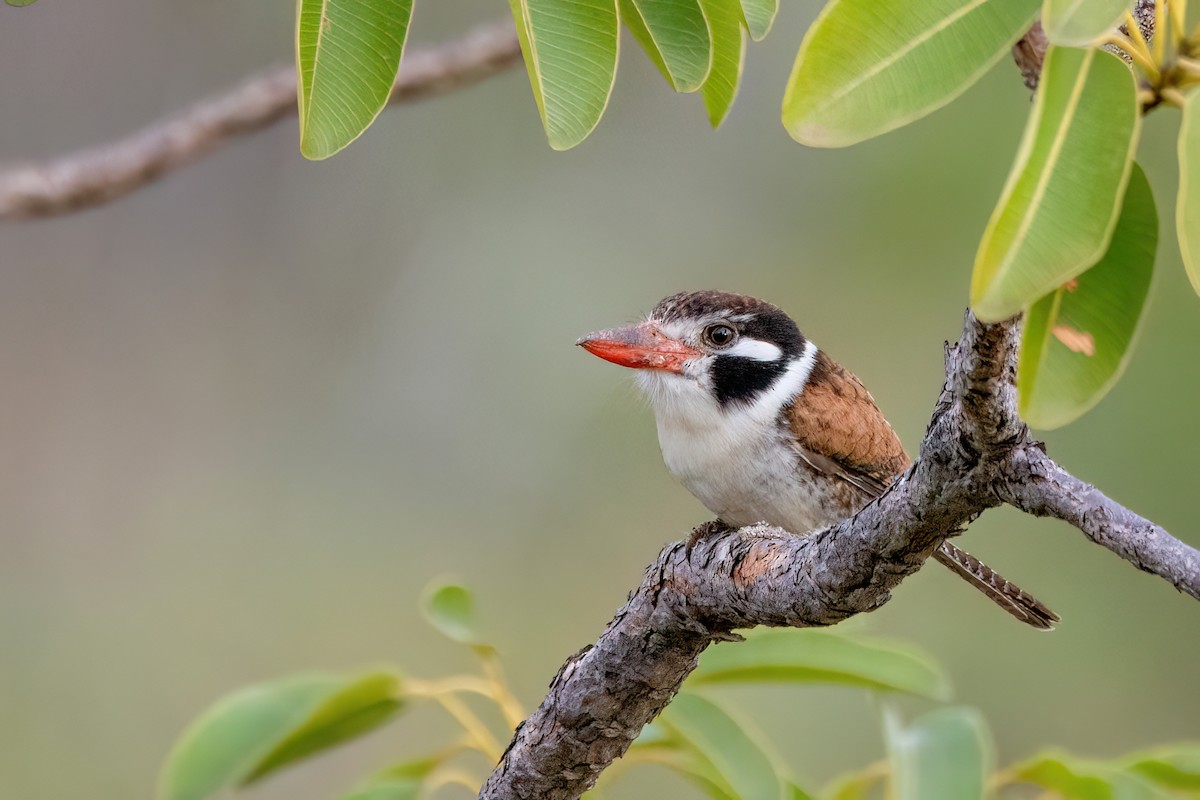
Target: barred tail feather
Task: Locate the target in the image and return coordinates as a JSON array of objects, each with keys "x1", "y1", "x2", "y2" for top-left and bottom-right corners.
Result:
[{"x1": 934, "y1": 542, "x2": 1060, "y2": 630}]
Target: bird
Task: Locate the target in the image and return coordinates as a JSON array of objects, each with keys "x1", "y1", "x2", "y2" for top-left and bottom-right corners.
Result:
[{"x1": 577, "y1": 290, "x2": 1058, "y2": 629}]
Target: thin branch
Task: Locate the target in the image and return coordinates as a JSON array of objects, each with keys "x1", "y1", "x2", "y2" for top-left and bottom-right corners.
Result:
[
  {"x1": 0, "y1": 20, "x2": 522, "y2": 221},
  {"x1": 1004, "y1": 449, "x2": 1200, "y2": 601}
]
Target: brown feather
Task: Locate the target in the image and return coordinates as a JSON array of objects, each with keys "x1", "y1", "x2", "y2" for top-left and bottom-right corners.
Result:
[
  {"x1": 785, "y1": 349, "x2": 1059, "y2": 629},
  {"x1": 785, "y1": 350, "x2": 909, "y2": 500}
]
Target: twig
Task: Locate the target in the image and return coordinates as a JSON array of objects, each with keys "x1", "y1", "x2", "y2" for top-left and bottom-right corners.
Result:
[{"x1": 0, "y1": 20, "x2": 522, "y2": 221}]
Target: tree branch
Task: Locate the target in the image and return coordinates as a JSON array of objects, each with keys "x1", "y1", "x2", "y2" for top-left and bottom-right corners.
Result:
[
  {"x1": 1004, "y1": 450, "x2": 1200, "y2": 601},
  {"x1": 0, "y1": 20, "x2": 522, "y2": 221},
  {"x1": 480, "y1": 312, "x2": 1200, "y2": 800}
]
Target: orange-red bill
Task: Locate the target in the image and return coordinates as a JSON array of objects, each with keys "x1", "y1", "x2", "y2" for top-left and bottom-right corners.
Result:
[{"x1": 576, "y1": 322, "x2": 700, "y2": 373}]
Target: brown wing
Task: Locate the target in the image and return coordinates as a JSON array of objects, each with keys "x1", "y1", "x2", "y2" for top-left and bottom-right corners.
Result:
[{"x1": 786, "y1": 350, "x2": 910, "y2": 498}]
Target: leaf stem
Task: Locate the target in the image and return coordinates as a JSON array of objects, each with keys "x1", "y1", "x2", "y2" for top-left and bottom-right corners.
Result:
[
  {"x1": 1170, "y1": 0, "x2": 1187, "y2": 40},
  {"x1": 1105, "y1": 34, "x2": 1162, "y2": 78},
  {"x1": 1155, "y1": 0, "x2": 1168, "y2": 62},
  {"x1": 425, "y1": 766, "x2": 488, "y2": 794},
  {"x1": 406, "y1": 678, "x2": 504, "y2": 759},
  {"x1": 475, "y1": 646, "x2": 527, "y2": 729},
  {"x1": 1125, "y1": 10, "x2": 1155, "y2": 61}
]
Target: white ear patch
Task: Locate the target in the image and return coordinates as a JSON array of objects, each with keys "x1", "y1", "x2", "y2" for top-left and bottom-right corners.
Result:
[{"x1": 725, "y1": 338, "x2": 782, "y2": 361}]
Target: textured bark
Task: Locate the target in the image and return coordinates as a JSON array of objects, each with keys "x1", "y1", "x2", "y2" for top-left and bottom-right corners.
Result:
[
  {"x1": 0, "y1": 21, "x2": 521, "y2": 221},
  {"x1": 480, "y1": 312, "x2": 1200, "y2": 800}
]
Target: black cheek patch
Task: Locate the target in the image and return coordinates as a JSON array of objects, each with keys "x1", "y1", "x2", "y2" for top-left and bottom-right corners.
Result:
[
  {"x1": 711, "y1": 356, "x2": 789, "y2": 408},
  {"x1": 740, "y1": 313, "x2": 805, "y2": 358}
]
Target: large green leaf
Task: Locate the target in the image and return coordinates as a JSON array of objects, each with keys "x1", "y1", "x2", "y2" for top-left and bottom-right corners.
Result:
[
  {"x1": 885, "y1": 707, "x2": 991, "y2": 800},
  {"x1": 620, "y1": 0, "x2": 712, "y2": 92},
  {"x1": 159, "y1": 670, "x2": 403, "y2": 800},
  {"x1": 972, "y1": 46, "x2": 1140, "y2": 321},
  {"x1": 4, "y1": 0, "x2": 39, "y2": 6},
  {"x1": 782, "y1": 0, "x2": 1039, "y2": 148},
  {"x1": 1042, "y1": 0, "x2": 1128, "y2": 45},
  {"x1": 689, "y1": 629, "x2": 950, "y2": 700},
  {"x1": 660, "y1": 692, "x2": 785, "y2": 800},
  {"x1": 1018, "y1": 162, "x2": 1157, "y2": 429},
  {"x1": 295, "y1": 0, "x2": 413, "y2": 160},
  {"x1": 740, "y1": 0, "x2": 778, "y2": 41},
  {"x1": 509, "y1": 0, "x2": 619, "y2": 150},
  {"x1": 1176, "y1": 89, "x2": 1200, "y2": 296},
  {"x1": 697, "y1": 0, "x2": 745, "y2": 127},
  {"x1": 1017, "y1": 754, "x2": 1176, "y2": 799}
]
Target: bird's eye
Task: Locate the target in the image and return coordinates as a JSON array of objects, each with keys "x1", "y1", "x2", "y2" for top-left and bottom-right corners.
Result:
[{"x1": 703, "y1": 324, "x2": 736, "y2": 348}]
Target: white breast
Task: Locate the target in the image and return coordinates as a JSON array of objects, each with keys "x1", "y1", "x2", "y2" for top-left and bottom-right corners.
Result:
[{"x1": 638, "y1": 341, "x2": 840, "y2": 534}]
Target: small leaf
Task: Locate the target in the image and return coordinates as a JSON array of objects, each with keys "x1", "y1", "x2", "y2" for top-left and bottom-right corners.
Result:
[
  {"x1": 296, "y1": 0, "x2": 413, "y2": 160},
  {"x1": 1125, "y1": 744, "x2": 1200, "y2": 790},
  {"x1": 1176, "y1": 89, "x2": 1200, "y2": 296},
  {"x1": 689, "y1": 628, "x2": 951, "y2": 700},
  {"x1": 782, "y1": 0, "x2": 1039, "y2": 147},
  {"x1": 1019, "y1": 162, "x2": 1157, "y2": 429},
  {"x1": 5, "y1": 0, "x2": 39, "y2": 6},
  {"x1": 341, "y1": 756, "x2": 443, "y2": 800},
  {"x1": 421, "y1": 581, "x2": 480, "y2": 644},
  {"x1": 620, "y1": 0, "x2": 713, "y2": 92},
  {"x1": 160, "y1": 670, "x2": 403, "y2": 800},
  {"x1": 740, "y1": 0, "x2": 778, "y2": 41},
  {"x1": 509, "y1": 0, "x2": 619, "y2": 150},
  {"x1": 971, "y1": 46, "x2": 1140, "y2": 321},
  {"x1": 823, "y1": 765, "x2": 887, "y2": 800},
  {"x1": 885, "y1": 707, "x2": 991, "y2": 800},
  {"x1": 1016, "y1": 753, "x2": 1175, "y2": 799},
  {"x1": 1042, "y1": 0, "x2": 1128, "y2": 45},
  {"x1": 697, "y1": 0, "x2": 746, "y2": 127},
  {"x1": 660, "y1": 692, "x2": 785, "y2": 800},
  {"x1": 787, "y1": 782, "x2": 817, "y2": 800}
]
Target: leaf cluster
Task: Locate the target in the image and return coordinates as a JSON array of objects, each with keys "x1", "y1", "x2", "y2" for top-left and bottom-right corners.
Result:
[{"x1": 158, "y1": 581, "x2": 1200, "y2": 800}]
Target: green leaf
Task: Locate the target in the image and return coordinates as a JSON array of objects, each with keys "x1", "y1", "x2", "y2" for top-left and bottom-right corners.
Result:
[
  {"x1": 638, "y1": 747, "x2": 739, "y2": 800},
  {"x1": 341, "y1": 756, "x2": 443, "y2": 800},
  {"x1": 295, "y1": 0, "x2": 413, "y2": 160},
  {"x1": 1017, "y1": 753, "x2": 1175, "y2": 799},
  {"x1": 421, "y1": 580, "x2": 481, "y2": 644},
  {"x1": 4, "y1": 0, "x2": 39, "y2": 6},
  {"x1": 697, "y1": 0, "x2": 745, "y2": 127},
  {"x1": 787, "y1": 782, "x2": 817, "y2": 800},
  {"x1": 689, "y1": 629, "x2": 951, "y2": 700},
  {"x1": 740, "y1": 0, "x2": 778, "y2": 41},
  {"x1": 1018, "y1": 162, "x2": 1157, "y2": 429},
  {"x1": 620, "y1": 0, "x2": 713, "y2": 92},
  {"x1": 885, "y1": 707, "x2": 991, "y2": 800},
  {"x1": 509, "y1": 0, "x2": 619, "y2": 150},
  {"x1": 1125, "y1": 744, "x2": 1200, "y2": 790},
  {"x1": 160, "y1": 670, "x2": 403, "y2": 800},
  {"x1": 823, "y1": 766, "x2": 887, "y2": 800},
  {"x1": 972, "y1": 46, "x2": 1140, "y2": 321},
  {"x1": 1042, "y1": 0, "x2": 1128, "y2": 45},
  {"x1": 660, "y1": 691, "x2": 785, "y2": 800},
  {"x1": 782, "y1": 0, "x2": 1039, "y2": 147},
  {"x1": 1176, "y1": 89, "x2": 1200, "y2": 296}
]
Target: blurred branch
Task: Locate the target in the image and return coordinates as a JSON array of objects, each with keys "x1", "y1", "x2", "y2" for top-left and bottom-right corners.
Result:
[
  {"x1": 480, "y1": 311, "x2": 1200, "y2": 800},
  {"x1": 0, "y1": 20, "x2": 521, "y2": 221}
]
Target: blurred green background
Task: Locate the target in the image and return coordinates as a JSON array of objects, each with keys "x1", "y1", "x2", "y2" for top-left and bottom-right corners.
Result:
[{"x1": 2, "y1": 2, "x2": 1198, "y2": 798}]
